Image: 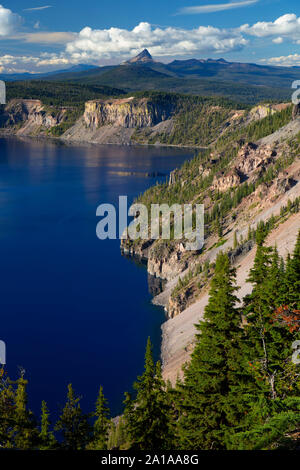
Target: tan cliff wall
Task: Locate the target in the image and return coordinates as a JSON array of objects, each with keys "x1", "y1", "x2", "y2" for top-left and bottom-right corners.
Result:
[
  {"x1": 0, "y1": 96, "x2": 174, "y2": 142},
  {"x1": 0, "y1": 99, "x2": 66, "y2": 136},
  {"x1": 62, "y1": 96, "x2": 175, "y2": 145},
  {"x1": 83, "y1": 97, "x2": 172, "y2": 129}
]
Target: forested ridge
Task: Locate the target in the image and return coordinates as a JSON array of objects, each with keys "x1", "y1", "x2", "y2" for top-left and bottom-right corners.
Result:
[
  {"x1": 1, "y1": 230, "x2": 299, "y2": 450},
  {"x1": 5, "y1": 81, "x2": 125, "y2": 107}
]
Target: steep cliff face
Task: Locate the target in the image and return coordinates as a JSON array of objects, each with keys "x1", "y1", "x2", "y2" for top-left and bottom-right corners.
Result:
[
  {"x1": 0, "y1": 99, "x2": 66, "y2": 135},
  {"x1": 84, "y1": 97, "x2": 172, "y2": 129},
  {"x1": 248, "y1": 103, "x2": 290, "y2": 121}
]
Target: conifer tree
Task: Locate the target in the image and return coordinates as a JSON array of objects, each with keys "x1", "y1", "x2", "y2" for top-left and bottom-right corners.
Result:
[
  {"x1": 55, "y1": 384, "x2": 92, "y2": 450},
  {"x1": 244, "y1": 240, "x2": 296, "y2": 400},
  {"x1": 0, "y1": 368, "x2": 16, "y2": 448},
  {"x1": 267, "y1": 246, "x2": 286, "y2": 307},
  {"x1": 14, "y1": 375, "x2": 38, "y2": 449},
  {"x1": 87, "y1": 386, "x2": 110, "y2": 450},
  {"x1": 123, "y1": 338, "x2": 173, "y2": 450},
  {"x1": 122, "y1": 391, "x2": 135, "y2": 448},
  {"x1": 178, "y1": 252, "x2": 248, "y2": 449},
  {"x1": 39, "y1": 401, "x2": 56, "y2": 450},
  {"x1": 233, "y1": 231, "x2": 238, "y2": 249},
  {"x1": 247, "y1": 225, "x2": 251, "y2": 241},
  {"x1": 231, "y1": 396, "x2": 300, "y2": 450},
  {"x1": 235, "y1": 236, "x2": 300, "y2": 449}
]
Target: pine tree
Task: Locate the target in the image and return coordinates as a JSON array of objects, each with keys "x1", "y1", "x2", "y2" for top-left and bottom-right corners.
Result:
[
  {"x1": 233, "y1": 230, "x2": 238, "y2": 249},
  {"x1": 123, "y1": 338, "x2": 173, "y2": 450},
  {"x1": 244, "y1": 241, "x2": 296, "y2": 400},
  {"x1": 122, "y1": 391, "x2": 135, "y2": 449},
  {"x1": 267, "y1": 246, "x2": 285, "y2": 307},
  {"x1": 235, "y1": 236, "x2": 300, "y2": 449},
  {"x1": 55, "y1": 384, "x2": 92, "y2": 450},
  {"x1": 14, "y1": 375, "x2": 38, "y2": 449},
  {"x1": 247, "y1": 225, "x2": 251, "y2": 242},
  {"x1": 178, "y1": 252, "x2": 248, "y2": 449},
  {"x1": 39, "y1": 401, "x2": 56, "y2": 450},
  {"x1": 0, "y1": 369, "x2": 16, "y2": 448},
  {"x1": 88, "y1": 386, "x2": 110, "y2": 450},
  {"x1": 231, "y1": 396, "x2": 300, "y2": 450}
]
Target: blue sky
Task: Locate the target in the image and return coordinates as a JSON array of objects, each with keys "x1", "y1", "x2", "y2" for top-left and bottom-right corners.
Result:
[{"x1": 0, "y1": 1, "x2": 299, "y2": 73}]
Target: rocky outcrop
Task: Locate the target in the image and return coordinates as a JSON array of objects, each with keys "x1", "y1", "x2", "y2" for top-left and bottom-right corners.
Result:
[
  {"x1": 120, "y1": 239, "x2": 154, "y2": 259},
  {"x1": 233, "y1": 142, "x2": 276, "y2": 179},
  {"x1": 84, "y1": 97, "x2": 173, "y2": 130},
  {"x1": 169, "y1": 169, "x2": 177, "y2": 185},
  {"x1": 0, "y1": 99, "x2": 66, "y2": 135},
  {"x1": 269, "y1": 174, "x2": 297, "y2": 198},
  {"x1": 147, "y1": 242, "x2": 188, "y2": 281},
  {"x1": 212, "y1": 140, "x2": 276, "y2": 193},
  {"x1": 125, "y1": 49, "x2": 154, "y2": 64},
  {"x1": 249, "y1": 103, "x2": 290, "y2": 122},
  {"x1": 168, "y1": 288, "x2": 195, "y2": 318},
  {"x1": 199, "y1": 164, "x2": 211, "y2": 179},
  {"x1": 213, "y1": 168, "x2": 242, "y2": 192}
]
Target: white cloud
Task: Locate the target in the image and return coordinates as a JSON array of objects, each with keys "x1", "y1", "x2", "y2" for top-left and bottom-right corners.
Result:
[
  {"x1": 23, "y1": 6, "x2": 52, "y2": 11},
  {"x1": 272, "y1": 37, "x2": 283, "y2": 44},
  {"x1": 65, "y1": 22, "x2": 247, "y2": 62},
  {"x1": 177, "y1": 0, "x2": 258, "y2": 15},
  {"x1": 2, "y1": 13, "x2": 300, "y2": 74},
  {"x1": 261, "y1": 53, "x2": 300, "y2": 67},
  {"x1": 0, "y1": 52, "x2": 74, "y2": 69},
  {"x1": 241, "y1": 13, "x2": 300, "y2": 42},
  {"x1": 0, "y1": 4, "x2": 21, "y2": 36}
]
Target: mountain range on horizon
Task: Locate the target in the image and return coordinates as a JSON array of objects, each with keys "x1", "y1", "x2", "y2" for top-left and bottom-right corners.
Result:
[
  {"x1": 2, "y1": 48, "x2": 300, "y2": 82},
  {"x1": 1, "y1": 49, "x2": 299, "y2": 104}
]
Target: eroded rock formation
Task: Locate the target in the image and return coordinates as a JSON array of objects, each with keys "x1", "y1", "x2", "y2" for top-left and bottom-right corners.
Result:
[{"x1": 84, "y1": 97, "x2": 173, "y2": 129}]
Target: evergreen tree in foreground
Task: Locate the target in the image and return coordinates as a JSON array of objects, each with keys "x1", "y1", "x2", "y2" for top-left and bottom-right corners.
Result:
[
  {"x1": 0, "y1": 368, "x2": 16, "y2": 448},
  {"x1": 14, "y1": 374, "x2": 38, "y2": 449},
  {"x1": 243, "y1": 238, "x2": 298, "y2": 401},
  {"x1": 87, "y1": 386, "x2": 110, "y2": 450},
  {"x1": 231, "y1": 233, "x2": 300, "y2": 449},
  {"x1": 55, "y1": 384, "x2": 92, "y2": 450},
  {"x1": 178, "y1": 252, "x2": 249, "y2": 449},
  {"x1": 39, "y1": 401, "x2": 56, "y2": 450},
  {"x1": 123, "y1": 337, "x2": 174, "y2": 450}
]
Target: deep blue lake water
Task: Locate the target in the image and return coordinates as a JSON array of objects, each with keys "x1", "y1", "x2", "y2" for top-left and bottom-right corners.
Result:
[{"x1": 0, "y1": 137, "x2": 192, "y2": 417}]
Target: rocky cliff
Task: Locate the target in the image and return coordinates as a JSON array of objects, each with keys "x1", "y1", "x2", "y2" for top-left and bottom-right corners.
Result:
[
  {"x1": 0, "y1": 94, "x2": 247, "y2": 146},
  {"x1": 0, "y1": 99, "x2": 67, "y2": 136},
  {"x1": 83, "y1": 97, "x2": 172, "y2": 129},
  {"x1": 61, "y1": 96, "x2": 177, "y2": 145}
]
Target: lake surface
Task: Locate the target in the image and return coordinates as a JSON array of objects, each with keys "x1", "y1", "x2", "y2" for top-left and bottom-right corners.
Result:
[{"x1": 0, "y1": 137, "x2": 193, "y2": 417}]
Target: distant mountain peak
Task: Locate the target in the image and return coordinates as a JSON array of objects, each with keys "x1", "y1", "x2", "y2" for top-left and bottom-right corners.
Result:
[{"x1": 126, "y1": 49, "x2": 154, "y2": 64}]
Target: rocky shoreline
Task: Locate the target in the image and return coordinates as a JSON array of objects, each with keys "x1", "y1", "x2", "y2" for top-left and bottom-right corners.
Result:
[{"x1": 0, "y1": 125, "x2": 204, "y2": 151}]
